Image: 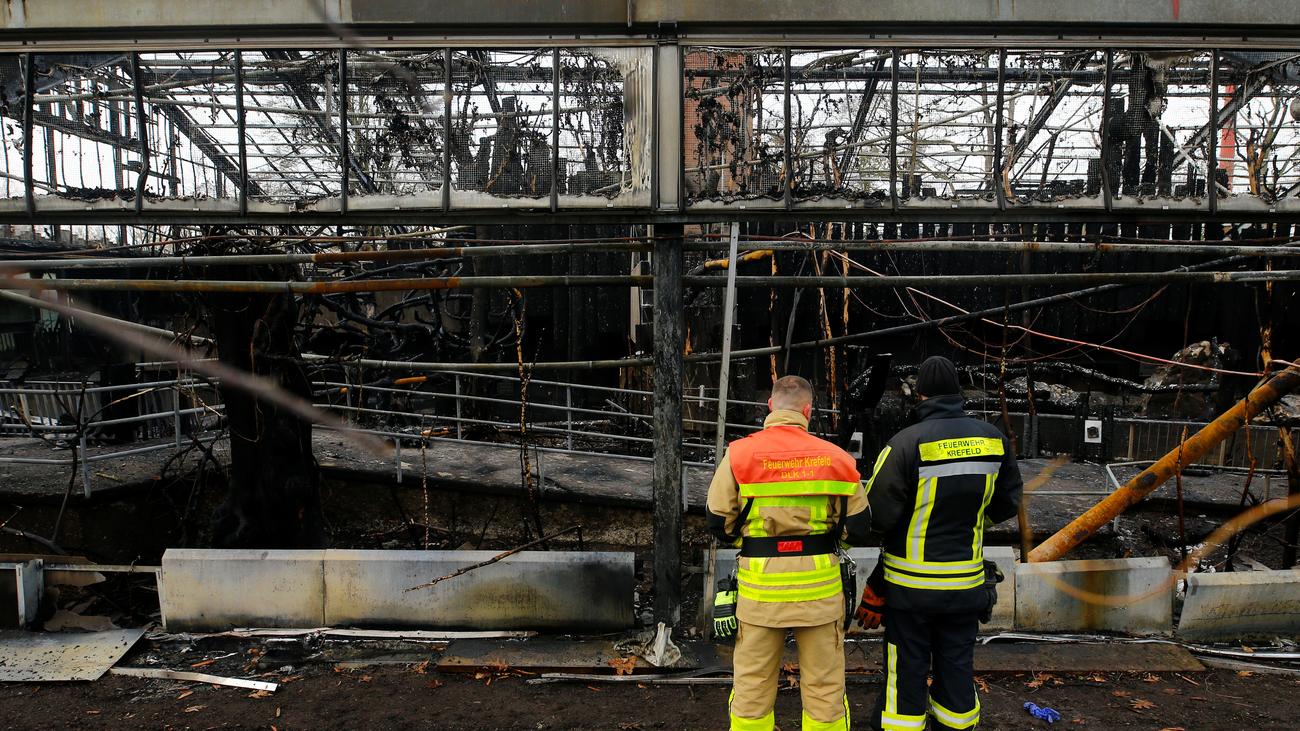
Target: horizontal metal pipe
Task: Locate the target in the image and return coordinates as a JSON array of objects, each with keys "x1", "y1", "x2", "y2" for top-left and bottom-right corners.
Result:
[
  {"x1": 7, "y1": 269, "x2": 1298, "y2": 294},
  {"x1": 3, "y1": 241, "x2": 651, "y2": 271},
  {"x1": 12, "y1": 239, "x2": 1296, "y2": 273},
  {"x1": 2, "y1": 275, "x2": 651, "y2": 294},
  {"x1": 700, "y1": 270, "x2": 1300, "y2": 288},
  {"x1": 683, "y1": 239, "x2": 1300, "y2": 258}
]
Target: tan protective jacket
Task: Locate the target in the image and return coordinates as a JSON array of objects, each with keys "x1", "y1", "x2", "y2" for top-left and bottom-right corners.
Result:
[{"x1": 707, "y1": 409, "x2": 869, "y2": 628}]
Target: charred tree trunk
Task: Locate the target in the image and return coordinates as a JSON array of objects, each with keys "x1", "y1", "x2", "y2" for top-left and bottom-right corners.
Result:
[{"x1": 208, "y1": 271, "x2": 323, "y2": 549}]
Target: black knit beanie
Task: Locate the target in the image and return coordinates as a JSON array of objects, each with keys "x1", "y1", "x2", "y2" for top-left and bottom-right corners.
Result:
[{"x1": 916, "y1": 355, "x2": 960, "y2": 397}]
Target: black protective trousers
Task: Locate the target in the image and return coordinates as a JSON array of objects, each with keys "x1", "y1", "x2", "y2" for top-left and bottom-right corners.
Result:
[{"x1": 869, "y1": 608, "x2": 981, "y2": 730}]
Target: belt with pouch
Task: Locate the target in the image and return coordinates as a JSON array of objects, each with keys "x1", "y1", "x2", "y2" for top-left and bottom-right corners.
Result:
[{"x1": 739, "y1": 533, "x2": 838, "y2": 557}]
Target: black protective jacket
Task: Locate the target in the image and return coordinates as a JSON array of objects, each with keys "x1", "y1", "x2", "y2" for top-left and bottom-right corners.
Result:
[{"x1": 865, "y1": 394, "x2": 1023, "y2": 614}]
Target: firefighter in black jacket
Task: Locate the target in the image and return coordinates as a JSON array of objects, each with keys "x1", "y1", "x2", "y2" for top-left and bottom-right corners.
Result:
[{"x1": 859, "y1": 356, "x2": 1023, "y2": 731}]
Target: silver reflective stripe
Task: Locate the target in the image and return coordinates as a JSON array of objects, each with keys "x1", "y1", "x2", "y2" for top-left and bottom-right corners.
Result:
[
  {"x1": 917, "y1": 461, "x2": 1001, "y2": 479},
  {"x1": 929, "y1": 697, "x2": 981, "y2": 728},
  {"x1": 884, "y1": 552, "x2": 983, "y2": 575}
]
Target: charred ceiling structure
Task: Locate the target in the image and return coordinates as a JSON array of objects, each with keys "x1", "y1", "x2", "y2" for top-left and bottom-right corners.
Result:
[{"x1": 0, "y1": 1, "x2": 1298, "y2": 628}]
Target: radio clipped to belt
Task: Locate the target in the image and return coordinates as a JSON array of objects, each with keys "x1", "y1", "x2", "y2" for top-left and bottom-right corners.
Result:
[
  {"x1": 712, "y1": 574, "x2": 739, "y2": 639},
  {"x1": 838, "y1": 549, "x2": 858, "y2": 631}
]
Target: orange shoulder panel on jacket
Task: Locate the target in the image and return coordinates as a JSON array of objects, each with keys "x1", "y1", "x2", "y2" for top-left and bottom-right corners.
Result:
[{"x1": 729, "y1": 426, "x2": 860, "y2": 496}]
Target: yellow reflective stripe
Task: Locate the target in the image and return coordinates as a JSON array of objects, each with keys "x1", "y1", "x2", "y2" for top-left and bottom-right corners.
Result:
[
  {"x1": 865, "y1": 445, "x2": 892, "y2": 496},
  {"x1": 886, "y1": 642, "x2": 899, "y2": 716},
  {"x1": 740, "y1": 481, "x2": 858, "y2": 498},
  {"x1": 739, "y1": 480, "x2": 858, "y2": 498},
  {"x1": 800, "y1": 696, "x2": 850, "y2": 731},
  {"x1": 907, "y1": 477, "x2": 936, "y2": 561},
  {"x1": 729, "y1": 690, "x2": 776, "y2": 731},
  {"x1": 972, "y1": 472, "x2": 996, "y2": 557},
  {"x1": 737, "y1": 565, "x2": 841, "y2": 586},
  {"x1": 928, "y1": 696, "x2": 980, "y2": 729},
  {"x1": 881, "y1": 714, "x2": 927, "y2": 731},
  {"x1": 737, "y1": 580, "x2": 843, "y2": 603},
  {"x1": 884, "y1": 553, "x2": 983, "y2": 575},
  {"x1": 810, "y1": 500, "x2": 829, "y2": 534},
  {"x1": 813, "y1": 552, "x2": 830, "y2": 570},
  {"x1": 746, "y1": 498, "x2": 768, "y2": 538},
  {"x1": 884, "y1": 568, "x2": 984, "y2": 591},
  {"x1": 918, "y1": 437, "x2": 1004, "y2": 463}
]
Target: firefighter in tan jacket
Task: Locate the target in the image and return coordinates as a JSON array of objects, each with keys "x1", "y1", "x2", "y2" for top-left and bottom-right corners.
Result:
[{"x1": 707, "y1": 376, "x2": 872, "y2": 731}]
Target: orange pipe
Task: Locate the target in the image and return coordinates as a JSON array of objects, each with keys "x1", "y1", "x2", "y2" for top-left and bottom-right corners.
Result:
[{"x1": 1027, "y1": 361, "x2": 1300, "y2": 563}]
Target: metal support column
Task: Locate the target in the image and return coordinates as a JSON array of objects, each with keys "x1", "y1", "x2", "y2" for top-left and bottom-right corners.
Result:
[
  {"x1": 442, "y1": 49, "x2": 453, "y2": 212},
  {"x1": 1101, "y1": 50, "x2": 1114, "y2": 213},
  {"x1": 994, "y1": 49, "x2": 1007, "y2": 210},
  {"x1": 652, "y1": 223, "x2": 685, "y2": 625},
  {"x1": 130, "y1": 53, "x2": 148, "y2": 215},
  {"x1": 235, "y1": 50, "x2": 248, "y2": 217},
  {"x1": 653, "y1": 38, "x2": 682, "y2": 212},
  {"x1": 888, "y1": 49, "x2": 899, "y2": 212},
  {"x1": 1208, "y1": 50, "x2": 1220, "y2": 217},
  {"x1": 21, "y1": 54, "x2": 34, "y2": 218},
  {"x1": 550, "y1": 47, "x2": 560, "y2": 213},
  {"x1": 338, "y1": 49, "x2": 349, "y2": 215},
  {"x1": 782, "y1": 48, "x2": 793, "y2": 210},
  {"x1": 714, "y1": 222, "x2": 740, "y2": 461}
]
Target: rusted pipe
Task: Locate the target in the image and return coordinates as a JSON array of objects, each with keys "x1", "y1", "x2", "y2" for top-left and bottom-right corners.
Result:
[
  {"x1": 1027, "y1": 361, "x2": 1300, "y2": 563},
  {"x1": 6, "y1": 269, "x2": 1300, "y2": 295},
  {"x1": 2, "y1": 274, "x2": 652, "y2": 294},
  {"x1": 3, "y1": 240, "x2": 652, "y2": 271},
  {"x1": 683, "y1": 240, "x2": 1300, "y2": 258}
]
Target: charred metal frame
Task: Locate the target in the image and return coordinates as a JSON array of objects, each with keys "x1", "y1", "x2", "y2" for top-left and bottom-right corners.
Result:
[
  {"x1": 10, "y1": 40, "x2": 1300, "y2": 225},
  {"x1": 8, "y1": 21, "x2": 1300, "y2": 626}
]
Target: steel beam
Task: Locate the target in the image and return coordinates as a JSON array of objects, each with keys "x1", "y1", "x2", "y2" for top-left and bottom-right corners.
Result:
[
  {"x1": 7, "y1": 1, "x2": 1300, "y2": 38},
  {"x1": 21, "y1": 54, "x2": 34, "y2": 218},
  {"x1": 651, "y1": 223, "x2": 684, "y2": 626},
  {"x1": 234, "y1": 50, "x2": 248, "y2": 215},
  {"x1": 129, "y1": 53, "x2": 148, "y2": 214}
]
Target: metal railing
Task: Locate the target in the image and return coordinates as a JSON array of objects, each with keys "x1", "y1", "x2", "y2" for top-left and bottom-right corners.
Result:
[
  {"x1": 0, "y1": 376, "x2": 225, "y2": 496},
  {"x1": 4, "y1": 366, "x2": 1292, "y2": 504}
]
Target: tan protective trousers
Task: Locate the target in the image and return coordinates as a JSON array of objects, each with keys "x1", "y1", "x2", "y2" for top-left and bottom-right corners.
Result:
[{"x1": 728, "y1": 619, "x2": 850, "y2": 731}]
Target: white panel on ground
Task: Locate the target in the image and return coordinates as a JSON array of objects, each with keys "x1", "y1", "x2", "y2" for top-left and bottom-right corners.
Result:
[{"x1": 0, "y1": 629, "x2": 145, "y2": 681}]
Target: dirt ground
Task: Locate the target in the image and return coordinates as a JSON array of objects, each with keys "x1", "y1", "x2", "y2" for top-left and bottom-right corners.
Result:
[{"x1": 0, "y1": 662, "x2": 1292, "y2": 730}]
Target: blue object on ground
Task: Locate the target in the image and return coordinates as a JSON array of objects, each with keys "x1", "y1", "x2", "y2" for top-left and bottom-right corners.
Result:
[{"x1": 1023, "y1": 702, "x2": 1062, "y2": 724}]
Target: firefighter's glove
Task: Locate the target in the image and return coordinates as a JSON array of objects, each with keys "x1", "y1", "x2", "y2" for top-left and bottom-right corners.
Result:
[
  {"x1": 712, "y1": 578, "x2": 739, "y2": 639},
  {"x1": 978, "y1": 560, "x2": 1005, "y2": 625},
  {"x1": 854, "y1": 584, "x2": 885, "y2": 630}
]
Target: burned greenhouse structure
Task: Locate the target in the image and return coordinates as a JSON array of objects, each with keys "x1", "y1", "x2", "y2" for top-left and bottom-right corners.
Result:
[{"x1": 0, "y1": 3, "x2": 1299, "y2": 727}]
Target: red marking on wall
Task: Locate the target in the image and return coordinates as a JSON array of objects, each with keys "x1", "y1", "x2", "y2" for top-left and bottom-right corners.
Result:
[{"x1": 1172, "y1": 0, "x2": 1180, "y2": 20}]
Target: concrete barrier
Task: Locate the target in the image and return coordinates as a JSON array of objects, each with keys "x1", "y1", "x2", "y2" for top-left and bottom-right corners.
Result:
[
  {"x1": 323, "y1": 549, "x2": 635, "y2": 630},
  {"x1": 160, "y1": 549, "x2": 326, "y2": 632},
  {"x1": 1016, "y1": 556, "x2": 1171, "y2": 635},
  {"x1": 713, "y1": 547, "x2": 1017, "y2": 632},
  {"x1": 161, "y1": 549, "x2": 635, "y2": 632},
  {"x1": 1178, "y1": 569, "x2": 1300, "y2": 642}
]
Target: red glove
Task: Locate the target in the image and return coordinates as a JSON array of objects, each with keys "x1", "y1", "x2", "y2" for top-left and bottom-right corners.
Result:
[{"x1": 854, "y1": 584, "x2": 885, "y2": 630}]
